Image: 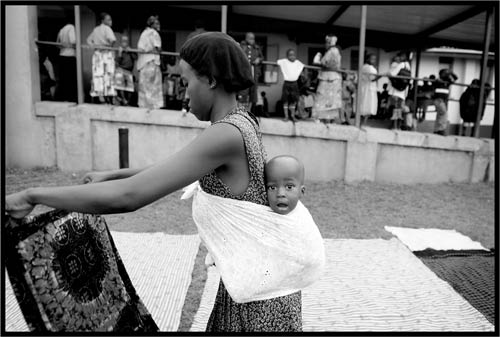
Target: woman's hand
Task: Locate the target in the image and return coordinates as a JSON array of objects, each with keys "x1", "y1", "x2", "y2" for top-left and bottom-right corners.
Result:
[
  {"x1": 5, "y1": 190, "x2": 35, "y2": 219},
  {"x1": 82, "y1": 171, "x2": 111, "y2": 184}
]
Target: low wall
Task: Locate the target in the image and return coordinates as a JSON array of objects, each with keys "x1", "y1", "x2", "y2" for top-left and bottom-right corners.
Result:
[{"x1": 22, "y1": 102, "x2": 495, "y2": 184}]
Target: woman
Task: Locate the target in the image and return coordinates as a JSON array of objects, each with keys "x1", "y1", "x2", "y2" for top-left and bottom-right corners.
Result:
[
  {"x1": 137, "y1": 16, "x2": 163, "y2": 109},
  {"x1": 86, "y1": 12, "x2": 117, "y2": 104},
  {"x1": 358, "y1": 53, "x2": 381, "y2": 128},
  {"x1": 6, "y1": 32, "x2": 302, "y2": 332},
  {"x1": 312, "y1": 34, "x2": 342, "y2": 123}
]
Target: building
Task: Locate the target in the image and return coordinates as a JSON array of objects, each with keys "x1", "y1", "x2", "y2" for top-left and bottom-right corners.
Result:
[{"x1": 4, "y1": 4, "x2": 496, "y2": 184}]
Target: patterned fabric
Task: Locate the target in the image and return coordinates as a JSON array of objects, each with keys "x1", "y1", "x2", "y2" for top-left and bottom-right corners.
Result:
[
  {"x1": 4, "y1": 210, "x2": 158, "y2": 332},
  {"x1": 90, "y1": 50, "x2": 116, "y2": 97},
  {"x1": 199, "y1": 107, "x2": 302, "y2": 332},
  {"x1": 138, "y1": 60, "x2": 163, "y2": 109},
  {"x1": 312, "y1": 71, "x2": 342, "y2": 120},
  {"x1": 114, "y1": 67, "x2": 135, "y2": 93},
  {"x1": 414, "y1": 249, "x2": 495, "y2": 325}
]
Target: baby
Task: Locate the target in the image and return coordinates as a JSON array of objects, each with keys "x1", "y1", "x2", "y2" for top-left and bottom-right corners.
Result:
[
  {"x1": 206, "y1": 155, "x2": 306, "y2": 267},
  {"x1": 265, "y1": 155, "x2": 306, "y2": 215}
]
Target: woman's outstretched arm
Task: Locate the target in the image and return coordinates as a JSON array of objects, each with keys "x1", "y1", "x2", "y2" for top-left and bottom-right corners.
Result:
[{"x1": 6, "y1": 123, "x2": 244, "y2": 218}]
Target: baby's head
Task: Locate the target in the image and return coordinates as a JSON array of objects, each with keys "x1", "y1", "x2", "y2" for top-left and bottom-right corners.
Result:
[{"x1": 265, "y1": 155, "x2": 305, "y2": 215}]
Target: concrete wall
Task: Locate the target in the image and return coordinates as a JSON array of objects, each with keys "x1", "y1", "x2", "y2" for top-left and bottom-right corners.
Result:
[
  {"x1": 5, "y1": 5, "x2": 56, "y2": 168},
  {"x1": 27, "y1": 102, "x2": 494, "y2": 184}
]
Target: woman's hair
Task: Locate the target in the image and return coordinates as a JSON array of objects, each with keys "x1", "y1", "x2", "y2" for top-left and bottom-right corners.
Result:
[
  {"x1": 180, "y1": 32, "x2": 254, "y2": 93},
  {"x1": 100, "y1": 12, "x2": 110, "y2": 23},
  {"x1": 365, "y1": 53, "x2": 375, "y2": 63},
  {"x1": 147, "y1": 15, "x2": 159, "y2": 28}
]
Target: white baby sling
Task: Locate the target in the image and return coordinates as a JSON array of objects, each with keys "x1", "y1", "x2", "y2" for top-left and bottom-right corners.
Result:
[{"x1": 181, "y1": 182, "x2": 325, "y2": 303}]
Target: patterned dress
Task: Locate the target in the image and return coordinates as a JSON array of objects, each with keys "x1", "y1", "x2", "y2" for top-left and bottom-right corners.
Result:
[
  {"x1": 200, "y1": 107, "x2": 302, "y2": 332},
  {"x1": 137, "y1": 27, "x2": 163, "y2": 109},
  {"x1": 312, "y1": 46, "x2": 342, "y2": 120}
]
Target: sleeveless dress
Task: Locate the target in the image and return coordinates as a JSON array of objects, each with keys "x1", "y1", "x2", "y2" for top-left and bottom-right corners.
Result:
[{"x1": 200, "y1": 107, "x2": 302, "y2": 332}]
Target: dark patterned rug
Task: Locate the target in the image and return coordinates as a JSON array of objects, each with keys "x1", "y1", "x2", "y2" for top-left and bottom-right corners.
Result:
[
  {"x1": 414, "y1": 249, "x2": 495, "y2": 325},
  {"x1": 4, "y1": 210, "x2": 159, "y2": 332}
]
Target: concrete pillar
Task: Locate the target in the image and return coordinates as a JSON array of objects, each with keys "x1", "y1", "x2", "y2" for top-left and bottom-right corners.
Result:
[
  {"x1": 344, "y1": 140, "x2": 378, "y2": 183},
  {"x1": 5, "y1": 5, "x2": 46, "y2": 168}
]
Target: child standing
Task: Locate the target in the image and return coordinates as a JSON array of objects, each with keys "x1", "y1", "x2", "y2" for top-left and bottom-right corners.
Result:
[
  {"x1": 341, "y1": 73, "x2": 356, "y2": 125},
  {"x1": 277, "y1": 49, "x2": 305, "y2": 122},
  {"x1": 255, "y1": 91, "x2": 270, "y2": 117},
  {"x1": 114, "y1": 35, "x2": 137, "y2": 106}
]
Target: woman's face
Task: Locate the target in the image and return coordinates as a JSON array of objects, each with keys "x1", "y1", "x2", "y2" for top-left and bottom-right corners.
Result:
[
  {"x1": 103, "y1": 15, "x2": 112, "y2": 27},
  {"x1": 152, "y1": 20, "x2": 161, "y2": 31},
  {"x1": 180, "y1": 59, "x2": 214, "y2": 121}
]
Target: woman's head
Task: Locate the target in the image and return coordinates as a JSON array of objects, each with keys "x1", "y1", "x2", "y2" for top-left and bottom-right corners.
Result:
[
  {"x1": 325, "y1": 34, "x2": 337, "y2": 48},
  {"x1": 365, "y1": 53, "x2": 376, "y2": 65},
  {"x1": 147, "y1": 15, "x2": 160, "y2": 31},
  {"x1": 245, "y1": 32, "x2": 255, "y2": 46},
  {"x1": 179, "y1": 32, "x2": 254, "y2": 121},
  {"x1": 100, "y1": 12, "x2": 112, "y2": 27}
]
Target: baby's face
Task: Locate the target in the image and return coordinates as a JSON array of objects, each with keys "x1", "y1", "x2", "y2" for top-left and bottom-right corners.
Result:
[{"x1": 266, "y1": 167, "x2": 305, "y2": 215}]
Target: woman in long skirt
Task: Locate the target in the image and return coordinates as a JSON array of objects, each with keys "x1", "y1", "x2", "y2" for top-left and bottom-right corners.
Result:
[
  {"x1": 312, "y1": 35, "x2": 342, "y2": 123},
  {"x1": 137, "y1": 16, "x2": 163, "y2": 109},
  {"x1": 86, "y1": 13, "x2": 117, "y2": 104},
  {"x1": 359, "y1": 54, "x2": 381, "y2": 128}
]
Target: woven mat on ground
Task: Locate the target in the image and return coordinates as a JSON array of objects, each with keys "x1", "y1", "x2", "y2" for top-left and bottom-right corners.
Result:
[
  {"x1": 414, "y1": 249, "x2": 495, "y2": 325},
  {"x1": 6, "y1": 231, "x2": 200, "y2": 332},
  {"x1": 384, "y1": 226, "x2": 487, "y2": 251},
  {"x1": 190, "y1": 238, "x2": 493, "y2": 332}
]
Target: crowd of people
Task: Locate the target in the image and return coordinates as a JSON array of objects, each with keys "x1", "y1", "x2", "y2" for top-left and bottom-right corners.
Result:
[{"x1": 42, "y1": 13, "x2": 491, "y2": 136}]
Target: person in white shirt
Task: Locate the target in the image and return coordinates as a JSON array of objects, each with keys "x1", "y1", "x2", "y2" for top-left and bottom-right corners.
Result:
[
  {"x1": 386, "y1": 52, "x2": 411, "y2": 130},
  {"x1": 277, "y1": 49, "x2": 305, "y2": 122},
  {"x1": 56, "y1": 21, "x2": 77, "y2": 102}
]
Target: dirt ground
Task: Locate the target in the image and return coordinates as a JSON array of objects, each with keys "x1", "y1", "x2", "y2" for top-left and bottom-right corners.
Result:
[{"x1": 5, "y1": 167, "x2": 495, "y2": 330}]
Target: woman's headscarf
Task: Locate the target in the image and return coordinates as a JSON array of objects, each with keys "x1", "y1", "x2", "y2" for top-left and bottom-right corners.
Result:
[{"x1": 180, "y1": 32, "x2": 254, "y2": 93}]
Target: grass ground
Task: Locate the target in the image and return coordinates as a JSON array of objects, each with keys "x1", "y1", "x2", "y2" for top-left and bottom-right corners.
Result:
[{"x1": 5, "y1": 167, "x2": 495, "y2": 330}]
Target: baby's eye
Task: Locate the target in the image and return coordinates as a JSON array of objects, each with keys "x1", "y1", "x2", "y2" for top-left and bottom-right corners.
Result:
[
  {"x1": 286, "y1": 184, "x2": 295, "y2": 190},
  {"x1": 267, "y1": 186, "x2": 276, "y2": 191}
]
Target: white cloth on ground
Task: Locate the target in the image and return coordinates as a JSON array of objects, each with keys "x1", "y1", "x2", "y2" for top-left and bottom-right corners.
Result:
[
  {"x1": 385, "y1": 226, "x2": 488, "y2": 251},
  {"x1": 181, "y1": 181, "x2": 325, "y2": 303},
  {"x1": 277, "y1": 58, "x2": 305, "y2": 82}
]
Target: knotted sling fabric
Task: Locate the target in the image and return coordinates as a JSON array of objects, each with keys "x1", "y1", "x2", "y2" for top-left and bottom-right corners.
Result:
[
  {"x1": 181, "y1": 182, "x2": 325, "y2": 303},
  {"x1": 5, "y1": 210, "x2": 158, "y2": 332}
]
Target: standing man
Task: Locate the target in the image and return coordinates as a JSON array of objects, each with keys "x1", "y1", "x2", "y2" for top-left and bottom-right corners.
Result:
[
  {"x1": 433, "y1": 68, "x2": 458, "y2": 136},
  {"x1": 239, "y1": 32, "x2": 264, "y2": 112},
  {"x1": 386, "y1": 52, "x2": 411, "y2": 130},
  {"x1": 55, "y1": 19, "x2": 77, "y2": 102}
]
